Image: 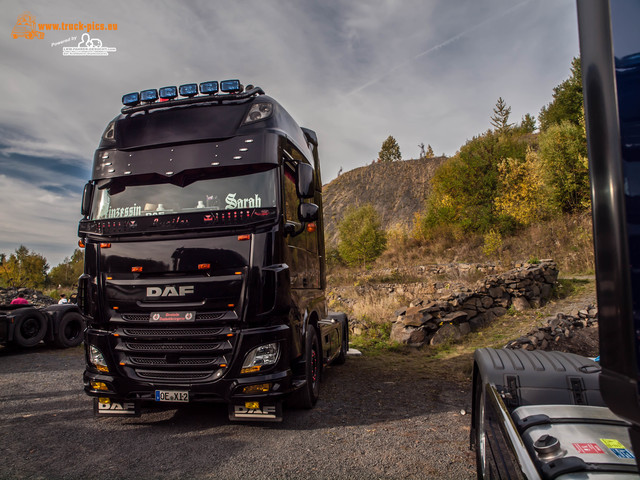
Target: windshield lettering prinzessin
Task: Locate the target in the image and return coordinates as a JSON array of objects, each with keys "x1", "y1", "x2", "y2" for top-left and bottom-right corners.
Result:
[
  {"x1": 225, "y1": 193, "x2": 262, "y2": 209},
  {"x1": 106, "y1": 205, "x2": 141, "y2": 218}
]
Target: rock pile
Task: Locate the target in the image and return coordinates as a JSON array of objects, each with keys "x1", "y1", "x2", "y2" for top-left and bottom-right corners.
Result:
[
  {"x1": 390, "y1": 261, "x2": 559, "y2": 347},
  {"x1": 505, "y1": 305, "x2": 598, "y2": 351},
  {"x1": 0, "y1": 287, "x2": 56, "y2": 308}
]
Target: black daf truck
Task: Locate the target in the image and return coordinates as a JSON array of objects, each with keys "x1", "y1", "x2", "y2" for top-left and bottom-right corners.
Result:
[
  {"x1": 471, "y1": 1, "x2": 640, "y2": 478},
  {"x1": 77, "y1": 80, "x2": 348, "y2": 421}
]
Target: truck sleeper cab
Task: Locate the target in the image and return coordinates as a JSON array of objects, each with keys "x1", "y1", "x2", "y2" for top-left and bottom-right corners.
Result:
[{"x1": 78, "y1": 80, "x2": 348, "y2": 421}]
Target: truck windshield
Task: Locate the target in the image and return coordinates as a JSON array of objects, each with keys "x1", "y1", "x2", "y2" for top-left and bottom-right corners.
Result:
[{"x1": 91, "y1": 169, "x2": 277, "y2": 220}]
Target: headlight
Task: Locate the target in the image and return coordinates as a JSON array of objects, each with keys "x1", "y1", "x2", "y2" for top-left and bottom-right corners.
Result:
[
  {"x1": 241, "y1": 343, "x2": 279, "y2": 374},
  {"x1": 89, "y1": 345, "x2": 110, "y2": 373},
  {"x1": 242, "y1": 102, "x2": 273, "y2": 125}
]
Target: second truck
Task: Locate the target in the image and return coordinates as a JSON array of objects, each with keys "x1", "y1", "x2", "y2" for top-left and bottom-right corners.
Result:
[{"x1": 77, "y1": 80, "x2": 348, "y2": 421}]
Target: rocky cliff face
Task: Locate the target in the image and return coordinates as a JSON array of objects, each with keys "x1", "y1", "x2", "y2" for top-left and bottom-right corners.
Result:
[{"x1": 322, "y1": 157, "x2": 446, "y2": 246}]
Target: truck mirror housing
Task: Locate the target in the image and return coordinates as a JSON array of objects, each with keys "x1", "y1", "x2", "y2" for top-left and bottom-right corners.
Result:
[
  {"x1": 81, "y1": 183, "x2": 94, "y2": 217},
  {"x1": 296, "y1": 163, "x2": 315, "y2": 199},
  {"x1": 298, "y1": 203, "x2": 318, "y2": 223}
]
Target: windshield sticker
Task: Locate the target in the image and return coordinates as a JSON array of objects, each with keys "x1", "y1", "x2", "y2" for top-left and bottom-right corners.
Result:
[
  {"x1": 226, "y1": 193, "x2": 262, "y2": 209},
  {"x1": 106, "y1": 205, "x2": 141, "y2": 218}
]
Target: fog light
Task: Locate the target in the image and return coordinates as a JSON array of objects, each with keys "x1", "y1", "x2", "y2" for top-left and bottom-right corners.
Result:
[
  {"x1": 245, "y1": 401, "x2": 260, "y2": 409},
  {"x1": 242, "y1": 383, "x2": 271, "y2": 394},
  {"x1": 90, "y1": 381, "x2": 108, "y2": 391},
  {"x1": 98, "y1": 397, "x2": 111, "y2": 405}
]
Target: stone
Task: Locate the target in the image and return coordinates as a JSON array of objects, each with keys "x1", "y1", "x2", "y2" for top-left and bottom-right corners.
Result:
[
  {"x1": 442, "y1": 311, "x2": 469, "y2": 324},
  {"x1": 391, "y1": 323, "x2": 426, "y2": 345},
  {"x1": 481, "y1": 296, "x2": 494, "y2": 309},
  {"x1": 488, "y1": 287, "x2": 503, "y2": 298},
  {"x1": 459, "y1": 322, "x2": 471, "y2": 336},
  {"x1": 512, "y1": 296, "x2": 531, "y2": 312},
  {"x1": 393, "y1": 308, "x2": 407, "y2": 317},
  {"x1": 430, "y1": 324, "x2": 462, "y2": 346},
  {"x1": 491, "y1": 306, "x2": 508, "y2": 317},
  {"x1": 469, "y1": 316, "x2": 485, "y2": 332},
  {"x1": 540, "y1": 284, "x2": 552, "y2": 299}
]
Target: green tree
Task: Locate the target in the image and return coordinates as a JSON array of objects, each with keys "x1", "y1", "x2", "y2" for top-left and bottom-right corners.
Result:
[
  {"x1": 538, "y1": 119, "x2": 590, "y2": 212},
  {"x1": 378, "y1": 136, "x2": 402, "y2": 162},
  {"x1": 337, "y1": 205, "x2": 387, "y2": 268},
  {"x1": 490, "y1": 97, "x2": 513, "y2": 134},
  {"x1": 539, "y1": 57, "x2": 583, "y2": 130},
  {"x1": 421, "y1": 130, "x2": 528, "y2": 235},
  {"x1": 0, "y1": 246, "x2": 48, "y2": 289},
  {"x1": 518, "y1": 113, "x2": 537, "y2": 134},
  {"x1": 49, "y1": 249, "x2": 84, "y2": 287}
]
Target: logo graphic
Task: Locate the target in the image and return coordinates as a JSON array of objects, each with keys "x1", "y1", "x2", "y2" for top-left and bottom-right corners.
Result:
[
  {"x1": 146, "y1": 286, "x2": 195, "y2": 297},
  {"x1": 62, "y1": 33, "x2": 116, "y2": 56},
  {"x1": 12, "y1": 11, "x2": 43, "y2": 39}
]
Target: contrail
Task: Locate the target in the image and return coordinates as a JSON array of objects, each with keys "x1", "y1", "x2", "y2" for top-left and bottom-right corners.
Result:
[{"x1": 345, "y1": 0, "x2": 531, "y2": 97}]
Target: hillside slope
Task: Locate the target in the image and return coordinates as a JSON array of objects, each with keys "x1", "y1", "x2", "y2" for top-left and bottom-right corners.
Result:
[{"x1": 322, "y1": 157, "x2": 446, "y2": 246}]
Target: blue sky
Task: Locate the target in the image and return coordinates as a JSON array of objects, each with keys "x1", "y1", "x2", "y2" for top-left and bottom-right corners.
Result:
[{"x1": 1, "y1": 0, "x2": 580, "y2": 267}]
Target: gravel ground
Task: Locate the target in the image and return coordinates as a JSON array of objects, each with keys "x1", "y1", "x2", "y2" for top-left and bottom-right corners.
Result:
[{"x1": 0, "y1": 345, "x2": 475, "y2": 480}]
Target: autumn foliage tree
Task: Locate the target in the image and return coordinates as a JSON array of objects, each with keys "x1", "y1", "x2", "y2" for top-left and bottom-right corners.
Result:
[
  {"x1": 0, "y1": 246, "x2": 49, "y2": 289},
  {"x1": 48, "y1": 249, "x2": 84, "y2": 288}
]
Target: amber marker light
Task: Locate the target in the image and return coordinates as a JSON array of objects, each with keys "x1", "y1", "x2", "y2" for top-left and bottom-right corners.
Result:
[
  {"x1": 237, "y1": 234, "x2": 250, "y2": 241},
  {"x1": 78, "y1": 239, "x2": 86, "y2": 248},
  {"x1": 131, "y1": 266, "x2": 143, "y2": 272},
  {"x1": 198, "y1": 263, "x2": 211, "y2": 270},
  {"x1": 113, "y1": 306, "x2": 119, "y2": 310},
  {"x1": 306, "y1": 222, "x2": 317, "y2": 233},
  {"x1": 235, "y1": 271, "x2": 242, "y2": 275},
  {"x1": 100, "y1": 243, "x2": 111, "y2": 248},
  {"x1": 228, "y1": 303, "x2": 235, "y2": 308}
]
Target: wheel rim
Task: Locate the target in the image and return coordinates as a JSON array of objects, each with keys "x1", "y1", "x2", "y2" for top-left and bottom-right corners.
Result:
[
  {"x1": 311, "y1": 347, "x2": 318, "y2": 384},
  {"x1": 21, "y1": 318, "x2": 40, "y2": 339}
]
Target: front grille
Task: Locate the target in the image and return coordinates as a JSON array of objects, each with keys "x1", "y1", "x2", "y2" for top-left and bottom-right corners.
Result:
[
  {"x1": 130, "y1": 356, "x2": 220, "y2": 366},
  {"x1": 123, "y1": 327, "x2": 223, "y2": 337},
  {"x1": 112, "y1": 317, "x2": 237, "y2": 384},
  {"x1": 125, "y1": 342, "x2": 224, "y2": 352},
  {"x1": 135, "y1": 370, "x2": 213, "y2": 380}
]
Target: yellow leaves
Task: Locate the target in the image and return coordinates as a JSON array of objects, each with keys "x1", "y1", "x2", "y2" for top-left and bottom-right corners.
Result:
[{"x1": 495, "y1": 148, "x2": 554, "y2": 225}]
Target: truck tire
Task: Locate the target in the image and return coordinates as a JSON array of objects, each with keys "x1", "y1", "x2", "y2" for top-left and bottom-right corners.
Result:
[
  {"x1": 334, "y1": 321, "x2": 348, "y2": 365},
  {"x1": 54, "y1": 312, "x2": 85, "y2": 348},
  {"x1": 474, "y1": 383, "x2": 488, "y2": 479},
  {"x1": 290, "y1": 327, "x2": 320, "y2": 409},
  {"x1": 13, "y1": 314, "x2": 47, "y2": 347}
]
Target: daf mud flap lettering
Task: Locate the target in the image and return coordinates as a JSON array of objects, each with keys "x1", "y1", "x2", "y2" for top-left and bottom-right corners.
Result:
[
  {"x1": 229, "y1": 402, "x2": 282, "y2": 422},
  {"x1": 94, "y1": 398, "x2": 139, "y2": 416}
]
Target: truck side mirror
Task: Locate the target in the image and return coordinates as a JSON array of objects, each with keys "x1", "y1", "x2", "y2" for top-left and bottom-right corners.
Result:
[
  {"x1": 296, "y1": 163, "x2": 315, "y2": 199},
  {"x1": 298, "y1": 203, "x2": 318, "y2": 223},
  {"x1": 81, "y1": 182, "x2": 94, "y2": 217}
]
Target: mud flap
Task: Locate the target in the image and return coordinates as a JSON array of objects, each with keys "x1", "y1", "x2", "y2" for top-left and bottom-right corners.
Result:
[
  {"x1": 229, "y1": 402, "x2": 282, "y2": 422},
  {"x1": 93, "y1": 398, "x2": 140, "y2": 417}
]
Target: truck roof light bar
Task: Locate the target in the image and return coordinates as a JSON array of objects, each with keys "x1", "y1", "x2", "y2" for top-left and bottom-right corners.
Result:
[
  {"x1": 199, "y1": 81, "x2": 218, "y2": 95},
  {"x1": 159, "y1": 86, "x2": 178, "y2": 100},
  {"x1": 179, "y1": 83, "x2": 198, "y2": 97},
  {"x1": 140, "y1": 89, "x2": 158, "y2": 103},
  {"x1": 122, "y1": 92, "x2": 140, "y2": 107},
  {"x1": 220, "y1": 79, "x2": 242, "y2": 93},
  {"x1": 121, "y1": 84, "x2": 265, "y2": 114}
]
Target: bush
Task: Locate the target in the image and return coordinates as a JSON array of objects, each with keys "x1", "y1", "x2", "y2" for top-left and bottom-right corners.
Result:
[{"x1": 337, "y1": 205, "x2": 387, "y2": 268}]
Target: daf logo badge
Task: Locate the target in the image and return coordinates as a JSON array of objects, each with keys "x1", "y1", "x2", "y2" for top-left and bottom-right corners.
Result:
[{"x1": 146, "y1": 286, "x2": 195, "y2": 297}]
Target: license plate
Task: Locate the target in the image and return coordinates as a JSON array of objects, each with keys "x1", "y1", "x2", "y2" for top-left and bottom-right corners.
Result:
[
  {"x1": 150, "y1": 311, "x2": 195, "y2": 322},
  {"x1": 155, "y1": 390, "x2": 189, "y2": 402}
]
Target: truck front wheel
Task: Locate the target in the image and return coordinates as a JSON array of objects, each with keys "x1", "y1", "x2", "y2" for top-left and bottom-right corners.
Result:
[
  {"x1": 290, "y1": 327, "x2": 320, "y2": 409},
  {"x1": 13, "y1": 314, "x2": 47, "y2": 347},
  {"x1": 54, "y1": 312, "x2": 85, "y2": 348}
]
